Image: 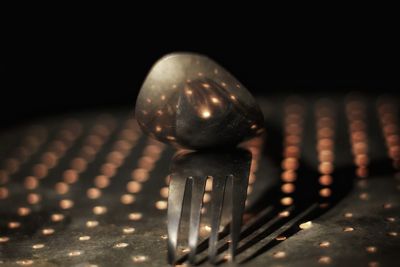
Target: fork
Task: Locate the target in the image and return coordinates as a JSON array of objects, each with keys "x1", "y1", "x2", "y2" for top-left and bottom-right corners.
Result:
[{"x1": 167, "y1": 148, "x2": 252, "y2": 264}]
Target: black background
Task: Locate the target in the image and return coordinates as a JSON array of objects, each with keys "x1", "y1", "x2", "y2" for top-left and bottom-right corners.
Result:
[{"x1": 2, "y1": 17, "x2": 399, "y2": 129}]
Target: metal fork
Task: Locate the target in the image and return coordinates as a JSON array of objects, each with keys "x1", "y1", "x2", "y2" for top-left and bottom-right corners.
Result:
[{"x1": 167, "y1": 148, "x2": 252, "y2": 264}]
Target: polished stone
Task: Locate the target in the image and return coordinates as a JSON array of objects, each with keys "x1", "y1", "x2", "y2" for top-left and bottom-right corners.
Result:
[{"x1": 135, "y1": 53, "x2": 264, "y2": 149}]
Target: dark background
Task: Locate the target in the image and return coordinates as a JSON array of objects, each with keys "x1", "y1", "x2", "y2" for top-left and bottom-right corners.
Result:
[{"x1": 2, "y1": 20, "x2": 399, "y2": 129}]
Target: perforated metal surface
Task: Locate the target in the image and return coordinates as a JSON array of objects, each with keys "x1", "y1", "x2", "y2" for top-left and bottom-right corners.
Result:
[{"x1": 0, "y1": 96, "x2": 399, "y2": 266}]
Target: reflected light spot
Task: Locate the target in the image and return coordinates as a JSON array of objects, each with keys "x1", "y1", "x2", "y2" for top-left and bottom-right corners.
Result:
[
  {"x1": 318, "y1": 256, "x2": 332, "y2": 264},
  {"x1": 155, "y1": 200, "x2": 168, "y2": 210},
  {"x1": 129, "y1": 212, "x2": 143, "y2": 221},
  {"x1": 27, "y1": 193, "x2": 41, "y2": 204},
  {"x1": 121, "y1": 194, "x2": 135, "y2": 204},
  {"x1": 280, "y1": 197, "x2": 293, "y2": 206},
  {"x1": 279, "y1": 210, "x2": 291, "y2": 217},
  {"x1": 132, "y1": 255, "x2": 149, "y2": 263},
  {"x1": 93, "y1": 206, "x2": 107, "y2": 215},
  {"x1": 211, "y1": 97, "x2": 220, "y2": 104},
  {"x1": 299, "y1": 221, "x2": 313, "y2": 229},
  {"x1": 319, "y1": 188, "x2": 332, "y2": 197},
  {"x1": 86, "y1": 220, "x2": 99, "y2": 228},
  {"x1": 87, "y1": 188, "x2": 101, "y2": 199},
  {"x1": 281, "y1": 183, "x2": 295, "y2": 194},
  {"x1": 200, "y1": 108, "x2": 211, "y2": 119},
  {"x1": 0, "y1": 236, "x2": 9, "y2": 243},
  {"x1": 273, "y1": 251, "x2": 286, "y2": 258},
  {"x1": 60, "y1": 199, "x2": 74, "y2": 209},
  {"x1": 68, "y1": 251, "x2": 82, "y2": 257},
  {"x1": 42, "y1": 228, "x2": 55, "y2": 235},
  {"x1": 32, "y1": 244, "x2": 45, "y2": 249},
  {"x1": 366, "y1": 246, "x2": 377, "y2": 253},
  {"x1": 319, "y1": 241, "x2": 331, "y2": 248},
  {"x1": 17, "y1": 207, "x2": 31, "y2": 216},
  {"x1": 114, "y1": 242, "x2": 129, "y2": 248},
  {"x1": 123, "y1": 227, "x2": 135, "y2": 234},
  {"x1": 8, "y1": 221, "x2": 21, "y2": 229},
  {"x1": 51, "y1": 213, "x2": 65, "y2": 222}
]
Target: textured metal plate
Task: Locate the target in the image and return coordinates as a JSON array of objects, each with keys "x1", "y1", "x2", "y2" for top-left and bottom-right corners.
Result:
[{"x1": 0, "y1": 96, "x2": 399, "y2": 267}]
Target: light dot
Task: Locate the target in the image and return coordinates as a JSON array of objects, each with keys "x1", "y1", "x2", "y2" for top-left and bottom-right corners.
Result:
[
  {"x1": 200, "y1": 108, "x2": 211, "y2": 119},
  {"x1": 319, "y1": 175, "x2": 333, "y2": 186},
  {"x1": 343, "y1": 227, "x2": 354, "y2": 232},
  {"x1": 0, "y1": 187, "x2": 9, "y2": 199},
  {"x1": 24, "y1": 176, "x2": 39, "y2": 190},
  {"x1": 155, "y1": 200, "x2": 168, "y2": 210},
  {"x1": 281, "y1": 183, "x2": 295, "y2": 194},
  {"x1": 319, "y1": 241, "x2": 331, "y2": 248},
  {"x1": 383, "y1": 203, "x2": 393, "y2": 209},
  {"x1": 318, "y1": 256, "x2": 332, "y2": 264},
  {"x1": 113, "y1": 242, "x2": 129, "y2": 248},
  {"x1": 319, "y1": 188, "x2": 332, "y2": 197},
  {"x1": 272, "y1": 251, "x2": 286, "y2": 258},
  {"x1": 385, "y1": 217, "x2": 395, "y2": 222},
  {"x1": 0, "y1": 236, "x2": 10, "y2": 243},
  {"x1": 281, "y1": 197, "x2": 293, "y2": 206},
  {"x1": 18, "y1": 207, "x2": 31, "y2": 216},
  {"x1": 359, "y1": 192, "x2": 369, "y2": 200},
  {"x1": 79, "y1": 236, "x2": 91, "y2": 241},
  {"x1": 51, "y1": 213, "x2": 65, "y2": 222},
  {"x1": 16, "y1": 260, "x2": 34, "y2": 266},
  {"x1": 278, "y1": 211, "x2": 291, "y2": 217},
  {"x1": 55, "y1": 182, "x2": 69, "y2": 194},
  {"x1": 121, "y1": 194, "x2": 135, "y2": 205},
  {"x1": 60, "y1": 199, "x2": 74, "y2": 209},
  {"x1": 204, "y1": 225, "x2": 212, "y2": 232},
  {"x1": 122, "y1": 227, "x2": 135, "y2": 234},
  {"x1": 128, "y1": 212, "x2": 143, "y2": 221},
  {"x1": 132, "y1": 169, "x2": 149, "y2": 182},
  {"x1": 93, "y1": 206, "x2": 107, "y2": 215},
  {"x1": 211, "y1": 97, "x2": 220, "y2": 104},
  {"x1": 344, "y1": 212, "x2": 353, "y2": 218},
  {"x1": 63, "y1": 169, "x2": 78, "y2": 184},
  {"x1": 202, "y1": 83, "x2": 210, "y2": 88},
  {"x1": 299, "y1": 221, "x2": 313, "y2": 230},
  {"x1": 27, "y1": 193, "x2": 41, "y2": 204},
  {"x1": 87, "y1": 188, "x2": 102, "y2": 199},
  {"x1": 8, "y1": 221, "x2": 21, "y2": 229},
  {"x1": 132, "y1": 255, "x2": 149, "y2": 263},
  {"x1": 42, "y1": 228, "x2": 55, "y2": 235},
  {"x1": 366, "y1": 246, "x2": 377, "y2": 253},
  {"x1": 68, "y1": 250, "x2": 82, "y2": 257},
  {"x1": 32, "y1": 244, "x2": 45, "y2": 249},
  {"x1": 203, "y1": 193, "x2": 211, "y2": 203},
  {"x1": 387, "y1": 231, "x2": 398, "y2": 237},
  {"x1": 86, "y1": 220, "x2": 99, "y2": 228},
  {"x1": 159, "y1": 187, "x2": 169, "y2": 198}
]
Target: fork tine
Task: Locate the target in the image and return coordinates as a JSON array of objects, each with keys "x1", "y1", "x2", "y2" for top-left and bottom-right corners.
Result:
[
  {"x1": 188, "y1": 176, "x2": 207, "y2": 263},
  {"x1": 208, "y1": 175, "x2": 228, "y2": 263},
  {"x1": 167, "y1": 173, "x2": 188, "y2": 264},
  {"x1": 229, "y1": 173, "x2": 249, "y2": 261}
]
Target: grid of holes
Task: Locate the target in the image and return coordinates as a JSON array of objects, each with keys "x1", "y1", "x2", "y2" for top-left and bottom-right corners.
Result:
[{"x1": 0, "y1": 96, "x2": 399, "y2": 266}]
